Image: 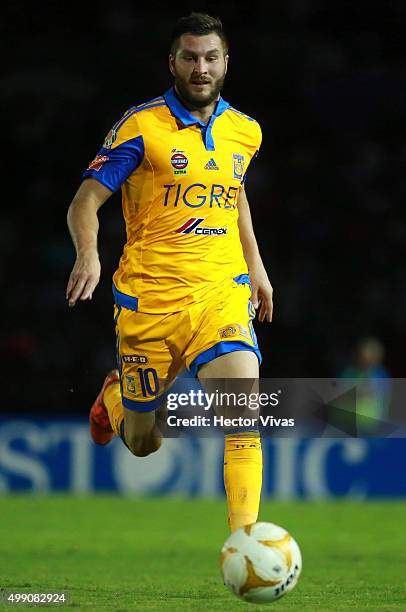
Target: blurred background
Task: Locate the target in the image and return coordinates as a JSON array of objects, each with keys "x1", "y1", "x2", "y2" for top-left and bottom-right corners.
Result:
[{"x1": 1, "y1": 0, "x2": 405, "y2": 496}]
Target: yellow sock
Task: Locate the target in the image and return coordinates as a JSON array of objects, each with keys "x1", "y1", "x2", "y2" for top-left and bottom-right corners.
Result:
[
  {"x1": 103, "y1": 382, "x2": 124, "y2": 436},
  {"x1": 224, "y1": 432, "x2": 262, "y2": 532}
]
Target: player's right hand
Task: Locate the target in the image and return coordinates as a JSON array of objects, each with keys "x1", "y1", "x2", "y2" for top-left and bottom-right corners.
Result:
[{"x1": 66, "y1": 250, "x2": 101, "y2": 307}]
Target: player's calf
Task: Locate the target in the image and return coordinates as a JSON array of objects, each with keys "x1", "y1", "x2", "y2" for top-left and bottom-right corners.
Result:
[
  {"x1": 123, "y1": 429, "x2": 163, "y2": 457},
  {"x1": 123, "y1": 408, "x2": 163, "y2": 457}
]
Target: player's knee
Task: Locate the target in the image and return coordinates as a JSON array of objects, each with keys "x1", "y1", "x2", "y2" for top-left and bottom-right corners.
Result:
[{"x1": 126, "y1": 433, "x2": 162, "y2": 457}]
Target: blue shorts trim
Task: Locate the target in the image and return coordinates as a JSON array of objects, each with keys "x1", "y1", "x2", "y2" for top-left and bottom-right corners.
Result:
[
  {"x1": 112, "y1": 284, "x2": 138, "y2": 311},
  {"x1": 122, "y1": 395, "x2": 162, "y2": 412},
  {"x1": 188, "y1": 341, "x2": 262, "y2": 377}
]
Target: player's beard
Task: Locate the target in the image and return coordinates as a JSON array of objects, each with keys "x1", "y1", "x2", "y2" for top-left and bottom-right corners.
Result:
[{"x1": 174, "y1": 72, "x2": 226, "y2": 109}]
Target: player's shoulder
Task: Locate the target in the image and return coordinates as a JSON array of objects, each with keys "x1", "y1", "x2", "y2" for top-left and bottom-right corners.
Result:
[
  {"x1": 227, "y1": 104, "x2": 259, "y2": 123},
  {"x1": 225, "y1": 105, "x2": 262, "y2": 144},
  {"x1": 106, "y1": 96, "x2": 167, "y2": 147},
  {"x1": 116, "y1": 96, "x2": 167, "y2": 127}
]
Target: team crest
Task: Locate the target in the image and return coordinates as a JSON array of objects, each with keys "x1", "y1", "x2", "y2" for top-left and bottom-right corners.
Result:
[
  {"x1": 103, "y1": 129, "x2": 117, "y2": 148},
  {"x1": 171, "y1": 149, "x2": 188, "y2": 175},
  {"x1": 125, "y1": 375, "x2": 136, "y2": 395},
  {"x1": 219, "y1": 325, "x2": 238, "y2": 339},
  {"x1": 218, "y1": 324, "x2": 249, "y2": 339},
  {"x1": 233, "y1": 153, "x2": 245, "y2": 180}
]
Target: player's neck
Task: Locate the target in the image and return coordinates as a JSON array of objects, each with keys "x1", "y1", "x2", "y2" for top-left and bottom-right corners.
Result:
[
  {"x1": 174, "y1": 86, "x2": 217, "y2": 125},
  {"x1": 189, "y1": 105, "x2": 215, "y2": 125}
]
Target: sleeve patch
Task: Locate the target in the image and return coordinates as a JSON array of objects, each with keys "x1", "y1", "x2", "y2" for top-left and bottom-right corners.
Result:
[
  {"x1": 103, "y1": 129, "x2": 117, "y2": 148},
  {"x1": 87, "y1": 155, "x2": 109, "y2": 172},
  {"x1": 83, "y1": 135, "x2": 145, "y2": 192}
]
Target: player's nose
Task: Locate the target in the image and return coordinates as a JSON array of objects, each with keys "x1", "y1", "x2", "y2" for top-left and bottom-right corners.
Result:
[{"x1": 194, "y1": 57, "x2": 208, "y2": 74}]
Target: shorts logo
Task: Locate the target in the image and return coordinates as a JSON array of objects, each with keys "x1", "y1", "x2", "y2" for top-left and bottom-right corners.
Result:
[
  {"x1": 219, "y1": 325, "x2": 237, "y2": 338},
  {"x1": 233, "y1": 153, "x2": 245, "y2": 180},
  {"x1": 219, "y1": 324, "x2": 249, "y2": 339},
  {"x1": 122, "y1": 354, "x2": 148, "y2": 364},
  {"x1": 205, "y1": 157, "x2": 219, "y2": 170},
  {"x1": 103, "y1": 129, "x2": 117, "y2": 148},
  {"x1": 87, "y1": 155, "x2": 109, "y2": 171},
  {"x1": 175, "y1": 217, "x2": 227, "y2": 236},
  {"x1": 171, "y1": 150, "x2": 188, "y2": 175},
  {"x1": 125, "y1": 375, "x2": 136, "y2": 395},
  {"x1": 237, "y1": 324, "x2": 250, "y2": 340}
]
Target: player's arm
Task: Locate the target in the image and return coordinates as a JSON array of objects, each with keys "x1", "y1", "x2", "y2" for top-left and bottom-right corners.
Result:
[
  {"x1": 237, "y1": 184, "x2": 273, "y2": 322},
  {"x1": 66, "y1": 178, "x2": 113, "y2": 307}
]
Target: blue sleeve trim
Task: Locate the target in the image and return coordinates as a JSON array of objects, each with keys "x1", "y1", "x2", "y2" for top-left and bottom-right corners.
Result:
[
  {"x1": 122, "y1": 396, "x2": 162, "y2": 412},
  {"x1": 188, "y1": 341, "x2": 262, "y2": 377},
  {"x1": 83, "y1": 135, "x2": 145, "y2": 192},
  {"x1": 112, "y1": 283, "x2": 138, "y2": 311},
  {"x1": 233, "y1": 274, "x2": 251, "y2": 286}
]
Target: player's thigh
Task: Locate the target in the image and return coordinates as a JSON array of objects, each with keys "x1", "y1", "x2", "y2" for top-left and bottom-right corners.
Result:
[
  {"x1": 198, "y1": 351, "x2": 259, "y2": 423},
  {"x1": 198, "y1": 349, "x2": 259, "y2": 378},
  {"x1": 115, "y1": 305, "x2": 182, "y2": 446},
  {"x1": 186, "y1": 279, "x2": 261, "y2": 378},
  {"x1": 116, "y1": 307, "x2": 179, "y2": 409}
]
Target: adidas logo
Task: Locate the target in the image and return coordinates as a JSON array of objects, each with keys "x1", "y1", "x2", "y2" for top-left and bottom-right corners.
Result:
[{"x1": 205, "y1": 158, "x2": 219, "y2": 170}]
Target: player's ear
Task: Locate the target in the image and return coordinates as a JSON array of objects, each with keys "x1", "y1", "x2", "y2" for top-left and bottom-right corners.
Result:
[
  {"x1": 224, "y1": 54, "x2": 229, "y2": 74},
  {"x1": 169, "y1": 54, "x2": 176, "y2": 77}
]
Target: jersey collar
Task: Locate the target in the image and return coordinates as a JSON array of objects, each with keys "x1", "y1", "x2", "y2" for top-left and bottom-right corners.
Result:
[{"x1": 164, "y1": 86, "x2": 229, "y2": 127}]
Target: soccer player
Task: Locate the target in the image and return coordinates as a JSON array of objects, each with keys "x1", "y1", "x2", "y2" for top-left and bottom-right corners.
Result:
[{"x1": 66, "y1": 13, "x2": 273, "y2": 531}]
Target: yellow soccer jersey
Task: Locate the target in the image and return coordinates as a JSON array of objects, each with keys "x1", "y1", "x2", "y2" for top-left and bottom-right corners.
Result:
[{"x1": 83, "y1": 87, "x2": 262, "y2": 313}]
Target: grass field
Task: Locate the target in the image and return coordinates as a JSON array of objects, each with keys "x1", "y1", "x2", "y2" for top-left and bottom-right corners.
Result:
[{"x1": 0, "y1": 497, "x2": 405, "y2": 611}]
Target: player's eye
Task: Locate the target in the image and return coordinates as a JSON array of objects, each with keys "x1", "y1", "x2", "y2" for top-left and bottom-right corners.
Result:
[{"x1": 207, "y1": 56, "x2": 218, "y2": 62}]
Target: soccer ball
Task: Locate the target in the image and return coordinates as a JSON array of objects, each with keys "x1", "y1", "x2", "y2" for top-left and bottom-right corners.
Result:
[{"x1": 220, "y1": 522, "x2": 302, "y2": 603}]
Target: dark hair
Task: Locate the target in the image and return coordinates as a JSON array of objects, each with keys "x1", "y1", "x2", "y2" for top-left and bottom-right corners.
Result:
[{"x1": 170, "y1": 12, "x2": 228, "y2": 55}]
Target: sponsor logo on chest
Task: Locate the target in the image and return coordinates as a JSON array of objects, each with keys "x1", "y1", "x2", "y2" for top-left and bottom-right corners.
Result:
[
  {"x1": 170, "y1": 149, "x2": 188, "y2": 175},
  {"x1": 205, "y1": 157, "x2": 219, "y2": 170},
  {"x1": 174, "y1": 217, "x2": 227, "y2": 236}
]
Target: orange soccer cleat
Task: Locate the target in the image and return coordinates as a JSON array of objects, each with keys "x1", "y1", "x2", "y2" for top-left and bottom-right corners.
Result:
[{"x1": 89, "y1": 369, "x2": 120, "y2": 445}]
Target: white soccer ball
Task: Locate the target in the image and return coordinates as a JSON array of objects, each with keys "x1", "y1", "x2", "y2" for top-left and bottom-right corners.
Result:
[{"x1": 220, "y1": 522, "x2": 302, "y2": 603}]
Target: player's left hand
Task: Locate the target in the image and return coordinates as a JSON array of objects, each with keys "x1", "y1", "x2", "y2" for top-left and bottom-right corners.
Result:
[{"x1": 250, "y1": 266, "x2": 274, "y2": 322}]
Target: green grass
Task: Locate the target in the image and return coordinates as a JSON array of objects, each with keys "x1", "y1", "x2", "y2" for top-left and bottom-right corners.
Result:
[{"x1": 0, "y1": 497, "x2": 405, "y2": 610}]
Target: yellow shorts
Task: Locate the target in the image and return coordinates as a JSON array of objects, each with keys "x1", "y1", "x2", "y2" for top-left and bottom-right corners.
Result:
[{"x1": 113, "y1": 274, "x2": 261, "y2": 412}]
